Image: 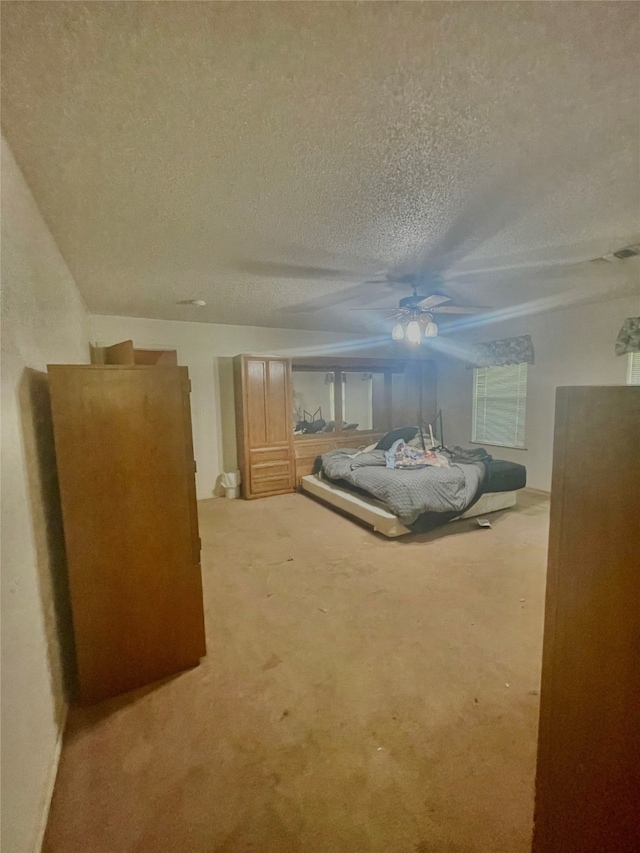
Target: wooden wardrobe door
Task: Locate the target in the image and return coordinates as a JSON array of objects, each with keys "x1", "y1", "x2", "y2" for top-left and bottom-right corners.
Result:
[
  {"x1": 49, "y1": 365, "x2": 206, "y2": 703},
  {"x1": 532, "y1": 386, "x2": 640, "y2": 853},
  {"x1": 246, "y1": 358, "x2": 268, "y2": 447},
  {"x1": 266, "y1": 358, "x2": 291, "y2": 445}
]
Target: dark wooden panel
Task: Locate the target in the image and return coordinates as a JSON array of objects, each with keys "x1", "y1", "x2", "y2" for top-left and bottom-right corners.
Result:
[
  {"x1": 533, "y1": 386, "x2": 640, "y2": 853},
  {"x1": 48, "y1": 365, "x2": 206, "y2": 703}
]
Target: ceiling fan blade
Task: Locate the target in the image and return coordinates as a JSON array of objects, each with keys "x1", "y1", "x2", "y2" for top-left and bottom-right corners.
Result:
[
  {"x1": 284, "y1": 280, "x2": 393, "y2": 314},
  {"x1": 402, "y1": 172, "x2": 536, "y2": 281},
  {"x1": 431, "y1": 305, "x2": 489, "y2": 314},
  {"x1": 416, "y1": 294, "x2": 451, "y2": 310},
  {"x1": 234, "y1": 259, "x2": 369, "y2": 281},
  {"x1": 368, "y1": 314, "x2": 402, "y2": 326},
  {"x1": 445, "y1": 254, "x2": 597, "y2": 280}
]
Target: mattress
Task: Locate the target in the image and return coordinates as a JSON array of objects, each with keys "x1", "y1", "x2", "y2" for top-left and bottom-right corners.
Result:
[
  {"x1": 301, "y1": 474, "x2": 517, "y2": 538},
  {"x1": 484, "y1": 460, "x2": 527, "y2": 492}
]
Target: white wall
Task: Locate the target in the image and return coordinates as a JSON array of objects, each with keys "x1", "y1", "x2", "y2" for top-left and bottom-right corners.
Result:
[
  {"x1": 90, "y1": 315, "x2": 388, "y2": 497},
  {"x1": 436, "y1": 295, "x2": 638, "y2": 491},
  {"x1": 1, "y1": 138, "x2": 90, "y2": 852}
]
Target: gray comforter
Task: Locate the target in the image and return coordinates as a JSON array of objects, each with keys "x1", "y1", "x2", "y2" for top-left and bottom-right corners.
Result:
[{"x1": 321, "y1": 449, "x2": 485, "y2": 525}]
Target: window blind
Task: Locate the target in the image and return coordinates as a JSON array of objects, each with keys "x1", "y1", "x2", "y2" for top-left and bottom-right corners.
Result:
[
  {"x1": 628, "y1": 352, "x2": 640, "y2": 386},
  {"x1": 472, "y1": 363, "x2": 528, "y2": 448}
]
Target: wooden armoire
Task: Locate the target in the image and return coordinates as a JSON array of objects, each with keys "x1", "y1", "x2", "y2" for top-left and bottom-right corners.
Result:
[
  {"x1": 48, "y1": 364, "x2": 206, "y2": 704},
  {"x1": 234, "y1": 354, "x2": 437, "y2": 498},
  {"x1": 233, "y1": 355, "x2": 295, "y2": 499},
  {"x1": 532, "y1": 386, "x2": 640, "y2": 852}
]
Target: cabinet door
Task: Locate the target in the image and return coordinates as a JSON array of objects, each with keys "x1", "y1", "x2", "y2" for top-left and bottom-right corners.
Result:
[
  {"x1": 266, "y1": 358, "x2": 291, "y2": 445},
  {"x1": 533, "y1": 386, "x2": 640, "y2": 852},
  {"x1": 49, "y1": 365, "x2": 206, "y2": 703}
]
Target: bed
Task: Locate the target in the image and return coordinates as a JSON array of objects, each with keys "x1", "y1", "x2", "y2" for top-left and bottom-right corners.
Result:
[{"x1": 300, "y1": 441, "x2": 526, "y2": 537}]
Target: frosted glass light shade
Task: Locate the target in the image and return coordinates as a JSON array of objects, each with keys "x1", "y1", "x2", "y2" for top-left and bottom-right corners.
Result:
[
  {"x1": 425, "y1": 321, "x2": 439, "y2": 338},
  {"x1": 406, "y1": 320, "x2": 422, "y2": 343},
  {"x1": 391, "y1": 323, "x2": 405, "y2": 341}
]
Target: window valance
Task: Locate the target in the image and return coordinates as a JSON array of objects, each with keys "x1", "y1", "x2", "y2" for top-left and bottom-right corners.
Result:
[
  {"x1": 615, "y1": 317, "x2": 640, "y2": 355},
  {"x1": 467, "y1": 335, "x2": 534, "y2": 369}
]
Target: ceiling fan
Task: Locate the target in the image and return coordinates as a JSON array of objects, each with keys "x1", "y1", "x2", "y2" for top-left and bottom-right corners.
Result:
[
  {"x1": 234, "y1": 237, "x2": 638, "y2": 340},
  {"x1": 348, "y1": 283, "x2": 488, "y2": 342},
  {"x1": 229, "y1": 158, "x2": 640, "y2": 337}
]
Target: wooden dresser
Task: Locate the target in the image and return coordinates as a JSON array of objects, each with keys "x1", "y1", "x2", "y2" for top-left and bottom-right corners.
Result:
[
  {"x1": 48, "y1": 364, "x2": 206, "y2": 703},
  {"x1": 533, "y1": 386, "x2": 640, "y2": 852},
  {"x1": 233, "y1": 355, "x2": 295, "y2": 499}
]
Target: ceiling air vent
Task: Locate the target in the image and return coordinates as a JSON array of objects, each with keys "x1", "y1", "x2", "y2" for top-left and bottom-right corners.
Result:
[
  {"x1": 613, "y1": 245, "x2": 640, "y2": 259},
  {"x1": 597, "y1": 243, "x2": 640, "y2": 263}
]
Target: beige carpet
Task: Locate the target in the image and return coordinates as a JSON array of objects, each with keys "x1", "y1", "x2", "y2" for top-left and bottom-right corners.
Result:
[{"x1": 44, "y1": 489, "x2": 549, "y2": 853}]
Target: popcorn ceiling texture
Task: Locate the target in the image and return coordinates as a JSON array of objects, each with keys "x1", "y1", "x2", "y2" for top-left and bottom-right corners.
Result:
[{"x1": 1, "y1": 1, "x2": 639, "y2": 332}]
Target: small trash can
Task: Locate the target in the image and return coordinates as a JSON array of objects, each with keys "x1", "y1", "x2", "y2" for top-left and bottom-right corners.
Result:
[{"x1": 221, "y1": 470, "x2": 241, "y2": 499}]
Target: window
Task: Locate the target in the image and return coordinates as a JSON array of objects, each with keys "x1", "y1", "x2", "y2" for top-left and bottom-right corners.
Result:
[
  {"x1": 473, "y1": 363, "x2": 528, "y2": 448},
  {"x1": 627, "y1": 352, "x2": 640, "y2": 386}
]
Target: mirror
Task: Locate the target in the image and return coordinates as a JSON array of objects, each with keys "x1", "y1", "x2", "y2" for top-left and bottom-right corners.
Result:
[
  {"x1": 342, "y1": 371, "x2": 374, "y2": 432},
  {"x1": 292, "y1": 371, "x2": 335, "y2": 434}
]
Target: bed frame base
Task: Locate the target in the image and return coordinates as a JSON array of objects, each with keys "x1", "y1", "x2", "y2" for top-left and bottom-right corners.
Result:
[{"x1": 300, "y1": 475, "x2": 517, "y2": 538}]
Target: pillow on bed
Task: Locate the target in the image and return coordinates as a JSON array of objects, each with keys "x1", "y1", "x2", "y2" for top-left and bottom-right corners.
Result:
[{"x1": 375, "y1": 426, "x2": 419, "y2": 451}]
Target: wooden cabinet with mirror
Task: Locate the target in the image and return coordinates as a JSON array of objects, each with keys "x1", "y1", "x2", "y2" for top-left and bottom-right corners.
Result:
[{"x1": 235, "y1": 354, "x2": 437, "y2": 493}]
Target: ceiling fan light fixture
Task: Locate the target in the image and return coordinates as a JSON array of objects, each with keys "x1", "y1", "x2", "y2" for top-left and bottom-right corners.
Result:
[
  {"x1": 425, "y1": 320, "x2": 439, "y2": 338},
  {"x1": 406, "y1": 320, "x2": 422, "y2": 344},
  {"x1": 391, "y1": 322, "x2": 405, "y2": 341}
]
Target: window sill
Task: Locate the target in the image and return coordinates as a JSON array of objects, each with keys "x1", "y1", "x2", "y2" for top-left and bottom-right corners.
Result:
[{"x1": 470, "y1": 441, "x2": 528, "y2": 451}]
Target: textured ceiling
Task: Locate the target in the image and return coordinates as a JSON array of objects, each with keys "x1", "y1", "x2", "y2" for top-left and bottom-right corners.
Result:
[{"x1": 2, "y1": 1, "x2": 639, "y2": 333}]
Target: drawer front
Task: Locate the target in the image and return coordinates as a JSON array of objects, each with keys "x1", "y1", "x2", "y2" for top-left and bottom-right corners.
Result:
[
  {"x1": 250, "y1": 460, "x2": 294, "y2": 496},
  {"x1": 250, "y1": 475, "x2": 294, "y2": 496},
  {"x1": 251, "y1": 461, "x2": 291, "y2": 482},
  {"x1": 250, "y1": 473, "x2": 293, "y2": 495},
  {"x1": 249, "y1": 446, "x2": 291, "y2": 465},
  {"x1": 293, "y1": 438, "x2": 336, "y2": 459}
]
